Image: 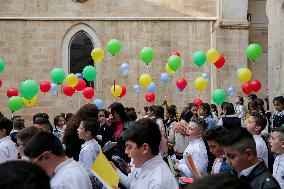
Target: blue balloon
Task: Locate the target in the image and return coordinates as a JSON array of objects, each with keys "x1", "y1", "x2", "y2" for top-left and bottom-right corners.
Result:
[
  {"x1": 147, "y1": 82, "x2": 156, "y2": 92},
  {"x1": 160, "y1": 73, "x2": 170, "y2": 84},
  {"x1": 227, "y1": 86, "x2": 235, "y2": 96},
  {"x1": 120, "y1": 63, "x2": 130, "y2": 76},
  {"x1": 202, "y1": 73, "x2": 210, "y2": 81},
  {"x1": 50, "y1": 83, "x2": 58, "y2": 96},
  {"x1": 133, "y1": 84, "x2": 141, "y2": 93},
  {"x1": 76, "y1": 73, "x2": 83, "y2": 79},
  {"x1": 93, "y1": 99, "x2": 103, "y2": 109}
]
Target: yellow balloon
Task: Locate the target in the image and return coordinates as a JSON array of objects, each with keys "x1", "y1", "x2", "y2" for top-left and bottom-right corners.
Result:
[
  {"x1": 238, "y1": 68, "x2": 252, "y2": 82},
  {"x1": 91, "y1": 48, "x2": 105, "y2": 63},
  {"x1": 66, "y1": 73, "x2": 78, "y2": 88},
  {"x1": 194, "y1": 77, "x2": 207, "y2": 91},
  {"x1": 111, "y1": 85, "x2": 122, "y2": 97},
  {"x1": 139, "y1": 74, "x2": 152, "y2": 88},
  {"x1": 165, "y1": 64, "x2": 175, "y2": 75},
  {"x1": 206, "y1": 48, "x2": 220, "y2": 63},
  {"x1": 22, "y1": 96, "x2": 37, "y2": 107}
]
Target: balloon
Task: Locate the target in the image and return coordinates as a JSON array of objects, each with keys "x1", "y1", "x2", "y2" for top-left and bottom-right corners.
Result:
[
  {"x1": 168, "y1": 55, "x2": 181, "y2": 71},
  {"x1": 20, "y1": 80, "x2": 39, "y2": 100},
  {"x1": 250, "y1": 80, "x2": 261, "y2": 92},
  {"x1": 238, "y1": 68, "x2": 252, "y2": 82},
  {"x1": 133, "y1": 84, "x2": 141, "y2": 93},
  {"x1": 83, "y1": 87, "x2": 95, "y2": 99},
  {"x1": 212, "y1": 89, "x2": 227, "y2": 105},
  {"x1": 120, "y1": 63, "x2": 130, "y2": 76},
  {"x1": 111, "y1": 85, "x2": 122, "y2": 97},
  {"x1": 147, "y1": 82, "x2": 156, "y2": 93},
  {"x1": 165, "y1": 64, "x2": 175, "y2": 75},
  {"x1": 74, "y1": 79, "x2": 86, "y2": 91},
  {"x1": 170, "y1": 51, "x2": 181, "y2": 57},
  {"x1": 160, "y1": 73, "x2": 170, "y2": 84},
  {"x1": 194, "y1": 98, "x2": 203, "y2": 107},
  {"x1": 242, "y1": 82, "x2": 253, "y2": 95},
  {"x1": 107, "y1": 39, "x2": 121, "y2": 56},
  {"x1": 76, "y1": 73, "x2": 83, "y2": 79},
  {"x1": 93, "y1": 99, "x2": 103, "y2": 109},
  {"x1": 194, "y1": 77, "x2": 207, "y2": 91},
  {"x1": 140, "y1": 47, "x2": 154, "y2": 65},
  {"x1": 91, "y1": 48, "x2": 104, "y2": 63},
  {"x1": 51, "y1": 68, "x2": 65, "y2": 84},
  {"x1": 0, "y1": 58, "x2": 5, "y2": 73},
  {"x1": 8, "y1": 96, "x2": 23, "y2": 112},
  {"x1": 63, "y1": 85, "x2": 75, "y2": 97},
  {"x1": 201, "y1": 73, "x2": 210, "y2": 81},
  {"x1": 214, "y1": 55, "x2": 225, "y2": 68},
  {"x1": 119, "y1": 84, "x2": 126, "y2": 98},
  {"x1": 139, "y1": 74, "x2": 152, "y2": 88},
  {"x1": 176, "y1": 78, "x2": 187, "y2": 91},
  {"x1": 206, "y1": 48, "x2": 220, "y2": 63},
  {"x1": 0, "y1": 79, "x2": 2, "y2": 88},
  {"x1": 7, "y1": 88, "x2": 18, "y2": 98},
  {"x1": 246, "y1": 43, "x2": 262, "y2": 62},
  {"x1": 192, "y1": 51, "x2": 206, "y2": 67},
  {"x1": 66, "y1": 73, "x2": 78, "y2": 88},
  {"x1": 82, "y1": 65, "x2": 97, "y2": 81},
  {"x1": 176, "y1": 87, "x2": 183, "y2": 93},
  {"x1": 145, "y1": 92, "x2": 155, "y2": 103},
  {"x1": 50, "y1": 83, "x2": 58, "y2": 96},
  {"x1": 226, "y1": 86, "x2": 235, "y2": 96},
  {"x1": 22, "y1": 96, "x2": 37, "y2": 107},
  {"x1": 40, "y1": 81, "x2": 51, "y2": 93}
]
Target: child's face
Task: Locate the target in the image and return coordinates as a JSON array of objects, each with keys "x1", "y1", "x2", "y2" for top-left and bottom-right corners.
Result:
[
  {"x1": 186, "y1": 122, "x2": 202, "y2": 141},
  {"x1": 246, "y1": 116, "x2": 259, "y2": 134},
  {"x1": 269, "y1": 131, "x2": 284, "y2": 154},
  {"x1": 125, "y1": 140, "x2": 146, "y2": 168},
  {"x1": 235, "y1": 97, "x2": 240, "y2": 104},
  {"x1": 77, "y1": 122, "x2": 87, "y2": 140},
  {"x1": 207, "y1": 140, "x2": 224, "y2": 158},
  {"x1": 98, "y1": 111, "x2": 106, "y2": 123},
  {"x1": 191, "y1": 106, "x2": 198, "y2": 116},
  {"x1": 198, "y1": 107, "x2": 206, "y2": 116},
  {"x1": 274, "y1": 101, "x2": 284, "y2": 112}
]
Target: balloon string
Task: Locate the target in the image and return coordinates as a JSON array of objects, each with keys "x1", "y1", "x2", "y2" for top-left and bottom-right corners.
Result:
[
  {"x1": 136, "y1": 92, "x2": 139, "y2": 110},
  {"x1": 252, "y1": 61, "x2": 255, "y2": 77}
]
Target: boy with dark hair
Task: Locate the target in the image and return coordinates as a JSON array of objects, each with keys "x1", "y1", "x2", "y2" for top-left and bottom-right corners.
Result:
[
  {"x1": 221, "y1": 127, "x2": 279, "y2": 189},
  {"x1": 33, "y1": 113, "x2": 49, "y2": 123},
  {"x1": 24, "y1": 132, "x2": 92, "y2": 189},
  {"x1": 246, "y1": 112, "x2": 268, "y2": 167},
  {"x1": 0, "y1": 117, "x2": 18, "y2": 163},
  {"x1": 33, "y1": 117, "x2": 53, "y2": 133},
  {"x1": 203, "y1": 127, "x2": 234, "y2": 174},
  {"x1": 10, "y1": 117, "x2": 25, "y2": 143},
  {"x1": 269, "y1": 127, "x2": 284, "y2": 188},
  {"x1": 217, "y1": 102, "x2": 242, "y2": 129},
  {"x1": 115, "y1": 118, "x2": 178, "y2": 189}
]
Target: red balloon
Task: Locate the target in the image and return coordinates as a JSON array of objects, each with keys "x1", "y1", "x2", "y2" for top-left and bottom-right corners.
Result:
[
  {"x1": 145, "y1": 92, "x2": 155, "y2": 103},
  {"x1": 83, "y1": 87, "x2": 95, "y2": 99},
  {"x1": 242, "y1": 82, "x2": 253, "y2": 95},
  {"x1": 250, "y1": 80, "x2": 261, "y2": 92},
  {"x1": 119, "y1": 84, "x2": 126, "y2": 98},
  {"x1": 0, "y1": 80, "x2": 2, "y2": 88},
  {"x1": 194, "y1": 98, "x2": 203, "y2": 107},
  {"x1": 170, "y1": 51, "x2": 181, "y2": 57},
  {"x1": 176, "y1": 78, "x2": 187, "y2": 90},
  {"x1": 74, "y1": 79, "x2": 86, "y2": 91},
  {"x1": 214, "y1": 55, "x2": 225, "y2": 68},
  {"x1": 40, "y1": 81, "x2": 51, "y2": 93},
  {"x1": 63, "y1": 85, "x2": 75, "y2": 97},
  {"x1": 7, "y1": 88, "x2": 18, "y2": 98}
]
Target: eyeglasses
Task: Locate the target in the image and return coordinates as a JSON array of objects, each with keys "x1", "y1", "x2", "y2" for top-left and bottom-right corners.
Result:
[{"x1": 31, "y1": 151, "x2": 52, "y2": 163}]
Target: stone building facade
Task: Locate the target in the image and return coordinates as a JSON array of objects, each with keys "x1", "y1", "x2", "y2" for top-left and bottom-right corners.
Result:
[{"x1": 0, "y1": 0, "x2": 275, "y2": 121}]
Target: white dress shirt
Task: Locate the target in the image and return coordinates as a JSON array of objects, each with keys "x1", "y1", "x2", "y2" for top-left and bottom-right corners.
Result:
[
  {"x1": 79, "y1": 138, "x2": 101, "y2": 176},
  {"x1": 0, "y1": 136, "x2": 18, "y2": 163},
  {"x1": 212, "y1": 158, "x2": 222, "y2": 174},
  {"x1": 177, "y1": 138, "x2": 208, "y2": 178},
  {"x1": 273, "y1": 154, "x2": 284, "y2": 189},
  {"x1": 253, "y1": 135, "x2": 268, "y2": 167},
  {"x1": 239, "y1": 163, "x2": 258, "y2": 177},
  {"x1": 117, "y1": 154, "x2": 178, "y2": 189},
  {"x1": 51, "y1": 158, "x2": 92, "y2": 189}
]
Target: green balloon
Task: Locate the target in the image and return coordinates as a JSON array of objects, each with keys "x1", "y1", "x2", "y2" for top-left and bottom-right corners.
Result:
[
  {"x1": 20, "y1": 80, "x2": 39, "y2": 100},
  {"x1": 168, "y1": 55, "x2": 181, "y2": 71},
  {"x1": 51, "y1": 68, "x2": 66, "y2": 84},
  {"x1": 140, "y1": 47, "x2": 154, "y2": 65},
  {"x1": 0, "y1": 58, "x2": 5, "y2": 73},
  {"x1": 246, "y1": 43, "x2": 262, "y2": 62},
  {"x1": 82, "y1": 65, "x2": 97, "y2": 81},
  {"x1": 8, "y1": 96, "x2": 23, "y2": 112},
  {"x1": 107, "y1": 39, "x2": 121, "y2": 56},
  {"x1": 212, "y1": 89, "x2": 227, "y2": 105},
  {"x1": 192, "y1": 51, "x2": 206, "y2": 67}
]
